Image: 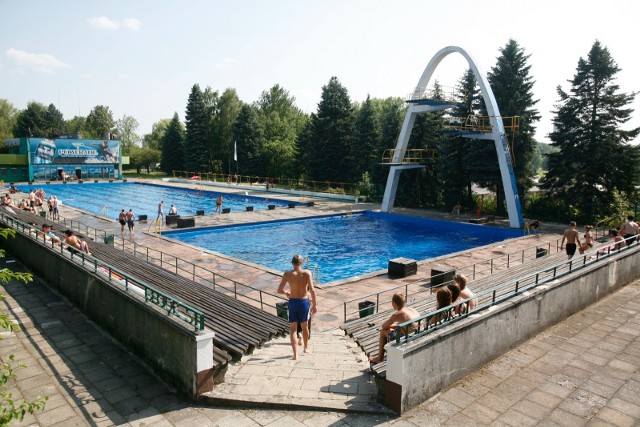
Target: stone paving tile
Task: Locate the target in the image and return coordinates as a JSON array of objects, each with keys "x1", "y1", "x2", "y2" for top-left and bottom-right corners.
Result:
[{"x1": 595, "y1": 407, "x2": 637, "y2": 427}]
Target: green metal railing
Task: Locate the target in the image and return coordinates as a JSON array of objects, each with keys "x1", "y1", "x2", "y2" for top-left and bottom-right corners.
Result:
[
  {"x1": 393, "y1": 237, "x2": 638, "y2": 345},
  {"x1": 0, "y1": 213, "x2": 205, "y2": 330},
  {"x1": 112, "y1": 236, "x2": 287, "y2": 311},
  {"x1": 341, "y1": 228, "x2": 612, "y2": 322}
]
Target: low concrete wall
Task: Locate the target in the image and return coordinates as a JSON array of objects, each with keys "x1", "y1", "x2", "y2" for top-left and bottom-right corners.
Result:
[
  {"x1": 165, "y1": 178, "x2": 361, "y2": 202},
  {"x1": 2, "y1": 232, "x2": 214, "y2": 400},
  {"x1": 386, "y1": 246, "x2": 640, "y2": 413}
]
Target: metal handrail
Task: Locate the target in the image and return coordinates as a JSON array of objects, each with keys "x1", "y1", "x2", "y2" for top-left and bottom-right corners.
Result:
[
  {"x1": 112, "y1": 235, "x2": 287, "y2": 311},
  {"x1": 172, "y1": 170, "x2": 361, "y2": 196},
  {"x1": 394, "y1": 236, "x2": 638, "y2": 345},
  {"x1": 341, "y1": 227, "x2": 613, "y2": 322},
  {"x1": 51, "y1": 216, "x2": 108, "y2": 242},
  {"x1": 342, "y1": 240, "x2": 556, "y2": 322},
  {"x1": 0, "y1": 213, "x2": 205, "y2": 331}
]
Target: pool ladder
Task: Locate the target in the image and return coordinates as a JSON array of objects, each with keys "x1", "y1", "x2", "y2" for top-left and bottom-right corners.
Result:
[
  {"x1": 148, "y1": 218, "x2": 162, "y2": 235},
  {"x1": 98, "y1": 205, "x2": 110, "y2": 219},
  {"x1": 302, "y1": 256, "x2": 320, "y2": 284}
]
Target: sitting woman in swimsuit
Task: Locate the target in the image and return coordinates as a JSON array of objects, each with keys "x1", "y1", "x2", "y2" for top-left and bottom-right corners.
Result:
[
  {"x1": 579, "y1": 225, "x2": 595, "y2": 254},
  {"x1": 63, "y1": 230, "x2": 91, "y2": 255}
]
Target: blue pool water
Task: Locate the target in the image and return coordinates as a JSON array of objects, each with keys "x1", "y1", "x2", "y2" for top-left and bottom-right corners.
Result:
[
  {"x1": 164, "y1": 211, "x2": 522, "y2": 283},
  {"x1": 15, "y1": 182, "x2": 298, "y2": 218}
]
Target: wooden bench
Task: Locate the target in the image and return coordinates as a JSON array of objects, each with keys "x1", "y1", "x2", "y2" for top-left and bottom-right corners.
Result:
[
  {"x1": 342, "y1": 249, "x2": 570, "y2": 375},
  {"x1": 6, "y1": 209, "x2": 290, "y2": 366}
]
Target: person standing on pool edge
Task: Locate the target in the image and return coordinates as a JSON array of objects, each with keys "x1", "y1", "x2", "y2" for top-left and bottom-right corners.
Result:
[
  {"x1": 277, "y1": 255, "x2": 317, "y2": 360},
  {"x1": 157, "y1": 200, "x2": 164, "y2": 224}
]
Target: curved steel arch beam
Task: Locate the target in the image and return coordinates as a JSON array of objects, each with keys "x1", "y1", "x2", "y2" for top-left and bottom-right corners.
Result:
[{"x1": 381, "y1": 46, "x2": 523, "y2": 228}]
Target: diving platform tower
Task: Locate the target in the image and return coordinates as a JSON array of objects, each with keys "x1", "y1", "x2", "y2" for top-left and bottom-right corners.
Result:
[{"x1": 381, "y1": 46, "x2": 524, "y2": 229}]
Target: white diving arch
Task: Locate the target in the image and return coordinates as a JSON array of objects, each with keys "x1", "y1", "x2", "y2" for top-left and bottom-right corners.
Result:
[{"x1": 381, "y1": 46, "x2": 524, "y2": 228}]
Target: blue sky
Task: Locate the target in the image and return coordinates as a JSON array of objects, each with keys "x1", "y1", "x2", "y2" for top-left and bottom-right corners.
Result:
[{"x1": 1, "y1": 0, "x2": 639, "y2": 144}]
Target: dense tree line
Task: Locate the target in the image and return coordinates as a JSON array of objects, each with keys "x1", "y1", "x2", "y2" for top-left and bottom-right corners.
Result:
[{"x1": 1, "y1": 39, "x2": 637, "y2": 225}]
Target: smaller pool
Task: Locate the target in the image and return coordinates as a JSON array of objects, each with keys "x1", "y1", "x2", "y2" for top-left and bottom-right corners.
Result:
[
  {"x1": 164, "y1": 211, "x2": 522, "y2": 283},
  {"x1": 15, "y1": 182, "x2": 299, "y2": 218}
]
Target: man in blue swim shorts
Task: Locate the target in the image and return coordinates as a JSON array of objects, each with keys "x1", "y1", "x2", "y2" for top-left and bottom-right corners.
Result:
[{"x1": 277, "y1": 254, "x2": 318, "y2": 360}]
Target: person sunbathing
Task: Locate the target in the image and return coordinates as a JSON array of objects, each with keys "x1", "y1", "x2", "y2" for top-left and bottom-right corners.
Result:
[{"x1": 63, "y1": 230, "x2": 91, "y2": 254}]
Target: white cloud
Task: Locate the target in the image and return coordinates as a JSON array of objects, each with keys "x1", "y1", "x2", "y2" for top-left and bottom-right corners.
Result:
[
  {"x1": 88, "y1": 16, "x2": 119, "y2": 30},
  {"x1": 117, "y1": 73, "x2": 129, "y2": 80},
  {"x1": 123, "y1": 18, "x2": 141, "y2": 32},
  {"x1": 6, "y1": 48, "x2": 70, "y2": 73}
]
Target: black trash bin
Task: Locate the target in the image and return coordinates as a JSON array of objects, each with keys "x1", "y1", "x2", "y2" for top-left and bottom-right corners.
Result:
[
  {"x1": 536, "y1": 248, "x2": 548, "y2": 258},
  {"x1": 358, "y1": 301, "x2": 375, "y2": 318},
  {"x1": 276, "y1": 301, "x2": 289, "y2": 320},
  {"x1": 104, "y1": 235, "x2": 114, "y2": 246}
]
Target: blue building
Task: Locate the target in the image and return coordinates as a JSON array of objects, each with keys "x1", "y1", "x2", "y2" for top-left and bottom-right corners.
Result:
[{"x1": 1, "y1": 137, "x2": 122, "y2": 182}]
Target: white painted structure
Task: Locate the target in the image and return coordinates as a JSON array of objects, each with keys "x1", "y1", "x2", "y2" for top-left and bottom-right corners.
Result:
[{"x1": 381, "y1": 46, "x2": 524, "y2": 228}]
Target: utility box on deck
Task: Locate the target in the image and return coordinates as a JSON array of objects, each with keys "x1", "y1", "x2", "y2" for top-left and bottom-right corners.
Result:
[{"x1": 388, "y1": 258, "x2": 418, "y2": 278}]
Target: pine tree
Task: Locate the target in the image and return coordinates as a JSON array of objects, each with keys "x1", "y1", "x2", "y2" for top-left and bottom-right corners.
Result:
[
  {"x1": 543, "y1": 40, "x2": 640, "y2": 223},
  {"x1": 233, "y1": 104, "x2": 265, "y2": 177},
  {"x1": 373, "y1": 97, "x2": 405, "y2": 194},
  {"x1": 184, "y1": 84, "x2": 208, "y2": 172},
  {"x1": 351, "y1": 95, "x2": 381, "y2": 182},
  {"x1": 160, "y1": 113, "x2": 184, "y2": 174},
  {"x1": 441, "y1": 69, "x2": 481, "y2": 209},
  {"x1": 487, "y1": 39, "x2": 540, "y2": 204},
  {"x1": 44, "y1": 104, "x2": 65, "y2": 138},
  {"x1": 308, "y1": 77, "x2": 354, "y2": 183},
  {"x1": 415, "y1": 83, "x2": 446, "y2": 207}
]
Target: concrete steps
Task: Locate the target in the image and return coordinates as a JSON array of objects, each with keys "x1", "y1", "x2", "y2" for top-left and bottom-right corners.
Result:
[{"x1": 200, "y1": 328, "x2": 393, "y2": 415}]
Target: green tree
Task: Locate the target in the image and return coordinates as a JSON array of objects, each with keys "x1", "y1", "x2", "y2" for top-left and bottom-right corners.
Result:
[
  {"x1": 210, "y1": 89, "x2": 242, "y2": 174},
  {"x1": 128, "y1": 145, "x2": 161, "y2": 173},
  {"x1": 308, "y1": 77, "x2": 354, "y2": 183},
  {"x1": 351, "y1": 95, "x2": 381, "y2": 182},
  {"x1": 399, "y1": 82, "x2": 445, "y2": 208},
  {"x1": 115, "y1": 114, "x2": 140, "y2": 154},
  {"x1": 256, "y1": 84, "x2": 306, "y2": 179},
  {"x1": 64, "y1": 116, "x2": 85, "y2": 136},
  {"x1": 184, "y1": 84, "x2": 209, "y2": 172},
  {"x1": 0, "y1": 100, "x2": 18, "y2": 148},
  {"x1": 233, "y1": 104, "x2": 265, "y2": 177},
  {"x1": 13, "y1": 102, "x2": 48, "y2": 137},
  {"x1": 0, "y1": 229, "x2": 47, "y2": 425},
  {"x1": 160, "y1": 113, "x2": 185, "y2": 174},
  {"x1": 84, "y1": 105, "x2": 115, "y2": 139},
  {"x1": 371, "y1": 97, "x2": 405, "y2": 195},
  {"x1": 487, "y1": 39, "x2": 540, "y2": 213},
  {"x1": 543, "y1": 40, "x2": 640, "y2": 223},
  {"x1": 43, "y1": 104, "x2": 65, "y2": 138},
  {"x1": 443, "y1": 69, "x2": 482, "y2": 210},
  {"x1": 143, "y1": 119, "x2": 171, "y2": 151}
]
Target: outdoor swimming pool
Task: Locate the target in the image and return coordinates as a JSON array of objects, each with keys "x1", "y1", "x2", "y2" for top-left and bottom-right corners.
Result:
[
  {"x1": 15, "y1": 182, "x2": 298, "y2": 218},
  {"x1": 164, "y1": 211, "x2": 522, "y2": 284}
]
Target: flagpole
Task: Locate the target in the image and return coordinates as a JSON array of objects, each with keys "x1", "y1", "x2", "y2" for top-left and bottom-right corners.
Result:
[{"x1": 234, "y1": 140, "x2": 238, "y2": 183}]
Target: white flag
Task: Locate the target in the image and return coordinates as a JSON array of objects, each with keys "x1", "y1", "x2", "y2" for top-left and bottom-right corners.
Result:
[{"x1": 234, "y1": 140, "x2": 237, "y2": 162}]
